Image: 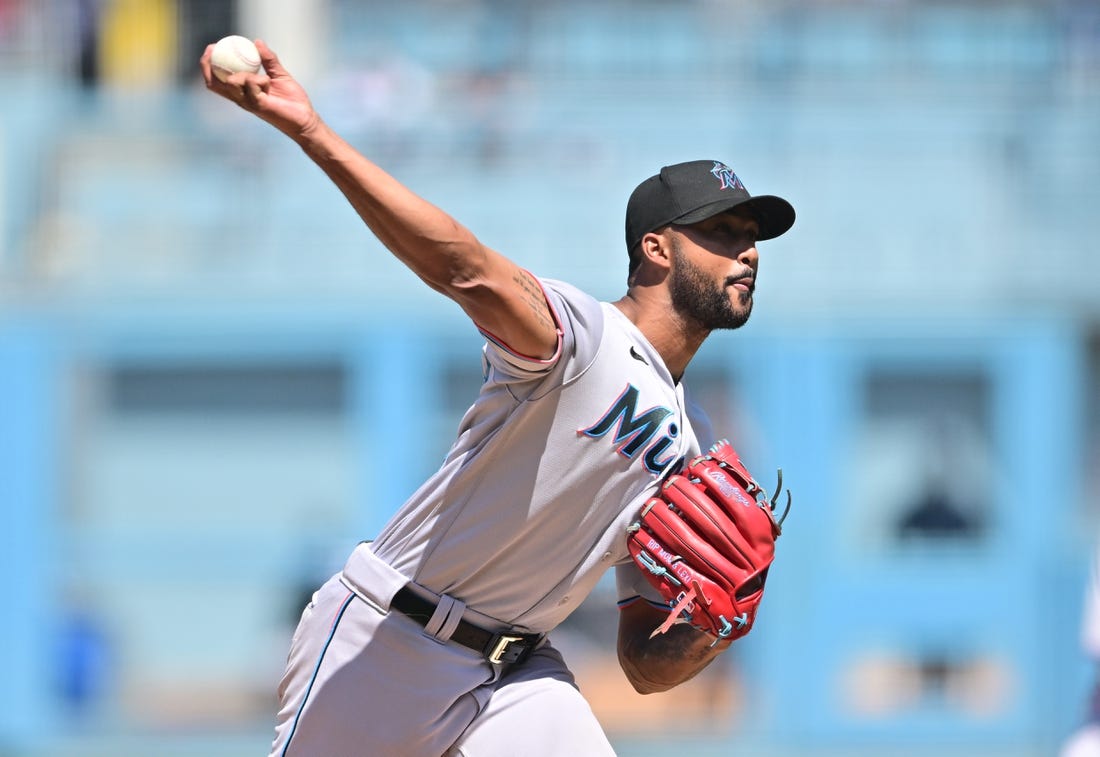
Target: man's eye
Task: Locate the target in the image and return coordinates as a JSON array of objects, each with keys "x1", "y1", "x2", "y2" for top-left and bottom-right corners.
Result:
[{"x1": 714, "y1": 224, "x2": 751, "y2": 240}]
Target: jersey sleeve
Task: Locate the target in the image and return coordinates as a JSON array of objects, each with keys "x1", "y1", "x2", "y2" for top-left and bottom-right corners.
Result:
[
  {"x1": 476, "y1": 273, "x2": 563, "y2": 377},
  {"x1": 480, "y1": 277, "x2": 604, "y2": 386}
]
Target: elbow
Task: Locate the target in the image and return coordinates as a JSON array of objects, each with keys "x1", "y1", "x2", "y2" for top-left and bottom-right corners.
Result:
[
  {"x1": 434, "y1": 223, "x2": 488, "y2": 288},
  {"x1": 626, "y1": 674, "x2": 674, "y2": 696},
  {"x1": 434, "y1": 243, "x2": 493, "y2": 298}
]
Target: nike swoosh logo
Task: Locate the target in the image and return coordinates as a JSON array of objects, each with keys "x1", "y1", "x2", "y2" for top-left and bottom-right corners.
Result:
[{"x1": 629, "y1": 346, "x2": 648, "y2": 365}]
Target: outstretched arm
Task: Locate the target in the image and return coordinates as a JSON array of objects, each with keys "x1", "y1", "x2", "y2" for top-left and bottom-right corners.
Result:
[
  {"x1": 617, "y1": 600, "x2": 730, "y2": 694},
  {"x1": 199, "y1": 40, "x2": 558, "y2": 359}
]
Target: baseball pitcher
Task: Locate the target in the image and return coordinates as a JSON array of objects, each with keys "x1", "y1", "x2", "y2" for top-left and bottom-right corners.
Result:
[{"x1": 200, "y1": 39, "x2": 796, "y2": 757}]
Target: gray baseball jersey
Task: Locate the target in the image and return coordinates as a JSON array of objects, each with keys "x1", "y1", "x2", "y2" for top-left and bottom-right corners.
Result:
[{"x1": 270, "y1": 277, "x2": 711, "y2": 756}]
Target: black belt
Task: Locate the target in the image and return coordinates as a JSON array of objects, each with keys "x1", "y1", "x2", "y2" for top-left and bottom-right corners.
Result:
[{"x1": 391, "y1": 586, "x2": 542, "y2": 666}]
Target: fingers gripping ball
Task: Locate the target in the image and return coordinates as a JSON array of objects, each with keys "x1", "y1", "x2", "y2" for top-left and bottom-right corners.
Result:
[
  {"x1": 627, "y1": 440, "x2": 792, "y2": 642},
  {"x1": 211, "y1": 35, "x2": 261, "y2": 82}
]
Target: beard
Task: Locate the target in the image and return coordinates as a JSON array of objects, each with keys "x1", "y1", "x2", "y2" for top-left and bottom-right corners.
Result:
[{"x1": 668, "y1": 240, "x2": 753, "y2": 331}]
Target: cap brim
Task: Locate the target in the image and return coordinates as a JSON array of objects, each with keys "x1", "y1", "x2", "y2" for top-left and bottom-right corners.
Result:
[{"x1": 672, "y1": 194, "x2": 795, "y2": 241}]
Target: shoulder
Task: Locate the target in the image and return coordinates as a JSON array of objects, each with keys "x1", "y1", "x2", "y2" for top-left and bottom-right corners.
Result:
[
  {"x1": 540, "y1": 278, "x2": 602, "y2": 313},
  {"x1": 538, "y1": 278, "x2": 608, "y2": 344},
  {"x1": 481, "y1": 277, "x2": 607, "y2": 383}
]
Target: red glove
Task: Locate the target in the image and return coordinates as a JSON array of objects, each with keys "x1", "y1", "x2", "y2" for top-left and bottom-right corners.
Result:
[{"x1": 626, "y1": 440, "x2": 791, "y2": 641}]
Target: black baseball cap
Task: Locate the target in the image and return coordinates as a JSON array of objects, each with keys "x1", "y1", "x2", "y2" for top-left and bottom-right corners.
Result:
[{"x1": 625, "y1": 160, "x2": 795, "y2": 253}]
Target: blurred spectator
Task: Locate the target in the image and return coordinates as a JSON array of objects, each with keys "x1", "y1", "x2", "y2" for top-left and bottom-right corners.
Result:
[
  {"x1": 75, "y1": 0, "x2": 101, "y2": 87},
  {"x1": 98, "y1": 0, "x2": 178, "y2": 89},
  {"x1": 55, "y1": 601, "x2": 113, "y2": 722},
  {"x1": 176, "y1": 0, "x2": 237, "y2": 85}
]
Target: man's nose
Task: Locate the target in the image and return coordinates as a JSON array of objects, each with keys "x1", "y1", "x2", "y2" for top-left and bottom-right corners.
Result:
[{"x1": 737, "y1": 244, "x2": 759, "y2": 266}]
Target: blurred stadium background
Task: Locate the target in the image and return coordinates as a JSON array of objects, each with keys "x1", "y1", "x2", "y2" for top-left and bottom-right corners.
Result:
[{"x1": 2, "y1": 0, "x2": 1099, "y2": 755}]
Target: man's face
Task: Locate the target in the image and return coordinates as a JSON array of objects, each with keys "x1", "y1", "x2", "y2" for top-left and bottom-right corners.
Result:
[{"x1": 667, "y1": 208, "x2": 760, "y2": 331}]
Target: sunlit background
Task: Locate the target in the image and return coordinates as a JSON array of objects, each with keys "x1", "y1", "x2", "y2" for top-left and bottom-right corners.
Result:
[{"x1": 2, "y1": 1, "x2": 1099, "y2": 755}]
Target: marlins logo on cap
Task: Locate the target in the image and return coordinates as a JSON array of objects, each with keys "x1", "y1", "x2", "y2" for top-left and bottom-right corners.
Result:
[{"x1": 710, "y1": 162, "x2": 745, "y2": 192}]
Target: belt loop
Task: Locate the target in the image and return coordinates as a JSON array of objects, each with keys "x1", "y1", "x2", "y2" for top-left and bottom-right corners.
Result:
[{"x1": 423, "y1": 594, "x2": 466, "y2": 643}]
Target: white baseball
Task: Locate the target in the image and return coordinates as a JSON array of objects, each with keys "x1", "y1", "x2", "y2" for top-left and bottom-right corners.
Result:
[{"x1": 211, "y1": 35, "x2": 261, "y2": 83}]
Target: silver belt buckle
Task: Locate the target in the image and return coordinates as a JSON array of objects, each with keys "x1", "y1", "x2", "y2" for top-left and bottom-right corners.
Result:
[{"x1": 488, "y1": 634, "x2": 524, "y2": 665}]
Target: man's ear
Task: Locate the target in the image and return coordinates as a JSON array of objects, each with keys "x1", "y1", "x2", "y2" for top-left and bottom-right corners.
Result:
[{"x1": 639, "y1": 230, "x2": 672, "y2": 271}]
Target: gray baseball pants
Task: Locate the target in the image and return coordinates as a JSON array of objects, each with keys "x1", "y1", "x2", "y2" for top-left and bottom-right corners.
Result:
[{"x1": 268, "y1": 542, "x2": 616, "y2": 756}]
